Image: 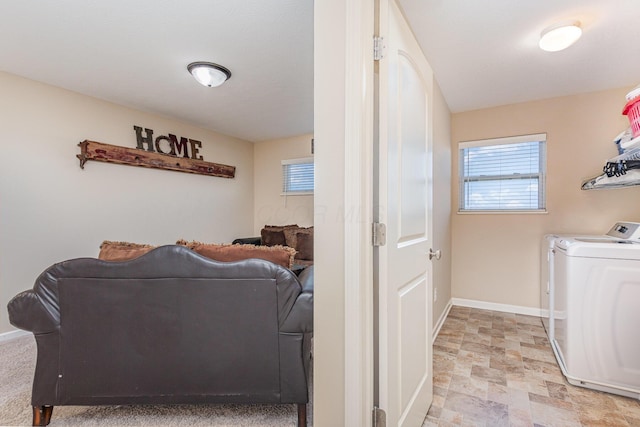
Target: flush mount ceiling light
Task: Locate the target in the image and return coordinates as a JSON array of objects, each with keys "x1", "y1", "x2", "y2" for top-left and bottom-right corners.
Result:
[
  {"x1": 539, "y1": 20, "x2": 582, "y2": 52},
  {"x1": 187, "y1": 62, "x2": 231, "y2": 87}
]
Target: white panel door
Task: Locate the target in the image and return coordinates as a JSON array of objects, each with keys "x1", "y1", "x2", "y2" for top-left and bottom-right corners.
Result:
[{"x1": 376, "y1": 0, "x2": 434, "y2": 426}]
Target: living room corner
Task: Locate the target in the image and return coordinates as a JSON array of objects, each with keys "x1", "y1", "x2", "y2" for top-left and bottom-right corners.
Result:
[
  {"x1": 252, "y1": 133, "x2": 314, "y2": 234},
  {"x1": 0, "y1": 67, "x2": 318, "y2": 426},
  {"x1": 0, "y1": 70, "x2": 263, "y2": 337}
]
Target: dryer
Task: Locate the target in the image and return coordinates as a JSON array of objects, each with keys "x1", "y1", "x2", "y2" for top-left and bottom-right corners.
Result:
[{"x1": 552, "y1": 222, "x2": 640, "y2": 399}]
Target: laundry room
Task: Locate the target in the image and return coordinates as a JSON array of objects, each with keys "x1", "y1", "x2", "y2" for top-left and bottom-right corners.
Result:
[
  {"x1": 451, "y1": 84, "x2": 640, "y2": 400},
  {"x1": 451, "y1": 86, "x2": 640, "y2": 312}
]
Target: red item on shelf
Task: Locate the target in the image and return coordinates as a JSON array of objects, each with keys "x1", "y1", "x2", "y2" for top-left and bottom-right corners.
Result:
[{"x1": 623, "y1": 96, "x2": 640, "y2": 138}]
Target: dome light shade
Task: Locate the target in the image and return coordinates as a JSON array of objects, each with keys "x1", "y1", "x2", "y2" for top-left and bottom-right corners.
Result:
[
  {"x1": 187, "y1": 62, "x2": 231, "y2": 87},
  {"x1": 539, "y1": 21, "x2": 582, "y2": 52}
]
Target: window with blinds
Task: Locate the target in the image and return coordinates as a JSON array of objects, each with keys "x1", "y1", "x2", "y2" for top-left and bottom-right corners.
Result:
[
  {"x1": 459, "y1": 134, "x2": 546, "y2": 212},
  {"x1": 282, "y1": 157, "x2": 314, "y2": 195}
]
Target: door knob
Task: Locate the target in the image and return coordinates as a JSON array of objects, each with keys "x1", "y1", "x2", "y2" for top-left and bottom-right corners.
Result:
[{"x1": 428, "y1": 248, "x2": 441, "y2": 261}]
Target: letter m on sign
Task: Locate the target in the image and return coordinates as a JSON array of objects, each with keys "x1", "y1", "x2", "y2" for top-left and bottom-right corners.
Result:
[{"x1": 169, "y1": 134, "x2": 190, "y2": 158}]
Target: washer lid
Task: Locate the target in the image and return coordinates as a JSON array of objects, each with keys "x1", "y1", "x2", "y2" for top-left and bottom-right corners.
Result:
[
  {"x1": 544, "y1": 233, "x2": 603, "y2": 247},
  {"x1": 555, "y1": 237, "x2": 640, "y2": 259},
  {"x1": 573, "y1": 237, "x2": 635, "y2": 244}
]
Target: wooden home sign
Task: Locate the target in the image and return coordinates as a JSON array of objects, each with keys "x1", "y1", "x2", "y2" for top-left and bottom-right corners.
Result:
[{"x1": 76, "y1": 126, "x2": 236, "y2": 179}]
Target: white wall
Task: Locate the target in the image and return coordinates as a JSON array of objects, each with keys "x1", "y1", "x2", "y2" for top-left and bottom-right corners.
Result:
[
  {"x1": 451, "y1": 86, "x2": 639, "y2": 310},
  {"x1": 0, "y1": 72, "x2": 254, "y2": 333},
  {"x1": 314, "y1": 0, "x2": 348, "y2": 423},
  {"x1": 253, "y1": 134, "x2": 314, "y2": 234}
]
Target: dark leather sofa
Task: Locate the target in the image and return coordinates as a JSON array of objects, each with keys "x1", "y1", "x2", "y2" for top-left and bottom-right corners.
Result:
[{"x1": 7, "y1": 245, "x2": 313, "y2": 426}]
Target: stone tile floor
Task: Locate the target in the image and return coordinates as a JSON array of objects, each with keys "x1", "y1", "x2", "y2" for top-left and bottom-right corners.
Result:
[{"x1": 423, "y1": 306, "x2": 640, "y2": 427}]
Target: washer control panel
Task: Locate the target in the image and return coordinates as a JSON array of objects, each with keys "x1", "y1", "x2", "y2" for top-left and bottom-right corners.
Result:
[{"x1": 606, "y1": 222, "x2": 640, "y2": 240}]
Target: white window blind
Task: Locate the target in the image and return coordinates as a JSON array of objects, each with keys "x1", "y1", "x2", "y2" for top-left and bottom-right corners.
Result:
[
  {"x1": 459, "y1": 134, "x2": 546, "y2": 212},
  {"x1": 282, "y1": 157, "x2": 314, "y2": 195}
]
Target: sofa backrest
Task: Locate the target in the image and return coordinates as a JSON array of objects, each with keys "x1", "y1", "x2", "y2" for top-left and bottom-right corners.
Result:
[
  {"x1": 33, "y1": 245, "x2": 302, "y2": 328},
  {"x1": 28, "y1": 245, "x2": 304, "y2": 403}
]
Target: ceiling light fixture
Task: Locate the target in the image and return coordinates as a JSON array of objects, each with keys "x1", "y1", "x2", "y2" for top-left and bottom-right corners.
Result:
[
  {"x1": 187, "y1": 62, "x2": 231, "y2": 87},
  {"x1": 539, "y1": 20, "x2": 582, "y2": 52}
]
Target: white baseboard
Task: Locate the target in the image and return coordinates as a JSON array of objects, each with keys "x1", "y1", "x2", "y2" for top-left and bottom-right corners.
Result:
[
  {"x1": 432, "y1": 299, "x2": 453, "y2": 342},
  {"x1": 451, "y1": 298, "x2": 543, "y2": 317},
  {"x1": 0, "y1": 329, "x2": 30, "y2": 343}
]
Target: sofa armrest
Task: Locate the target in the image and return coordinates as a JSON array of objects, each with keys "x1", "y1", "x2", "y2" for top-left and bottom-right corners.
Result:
[
  {"x1": 297, "y1": 265, "x2": 314, "y2": 294},
  {"x1": 281, "y1": 266, "x2": 313, "y2": 333},
  {"x1": 232, "y1": 236, "x2": 262, "y2": 245},
  {"x1": 7, "y1": 289, "x2": 59, "y2": 334}
]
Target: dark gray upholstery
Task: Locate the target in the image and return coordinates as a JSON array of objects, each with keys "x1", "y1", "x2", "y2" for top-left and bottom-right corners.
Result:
[
  {"x1": 231, "y1": 236, "x2": 262, "y2": 246},
  {"x1": 7, "y1": 245, "x2": 313, "y2": 426}
]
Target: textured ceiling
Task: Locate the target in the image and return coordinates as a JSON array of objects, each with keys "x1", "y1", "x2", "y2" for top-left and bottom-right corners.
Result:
[{"x1": 1, "y1": 1, "x2": 637, "y2": 142}]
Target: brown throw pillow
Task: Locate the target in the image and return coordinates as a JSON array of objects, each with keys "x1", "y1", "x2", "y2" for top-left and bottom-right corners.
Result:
[
  {"x1": 261, "y1": 228, "x2": 287, "y2": 246},
  {"x1": 294, "y1": 231, "x2": 314, "y2": 261},
  {"x1": 177, "y1": 240, "x2": 296, "y2": 269},
  {"x1": 98, "y1": 241, "x2": 155, "y2": 261},
  {"x1": 261, "y1": 224, "x2": 299, "y2": 246},
  {"x1": 284, "y1": 226, "x2": 313, "y2": 256}
]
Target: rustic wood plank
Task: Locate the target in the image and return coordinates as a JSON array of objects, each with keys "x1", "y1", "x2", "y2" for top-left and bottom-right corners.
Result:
[{"x1": 77, "y1": 140, "x2": 235, "y2": 179}]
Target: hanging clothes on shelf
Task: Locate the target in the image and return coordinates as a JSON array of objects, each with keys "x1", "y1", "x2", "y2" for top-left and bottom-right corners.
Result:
[
  {"x1": 603, "y1": 159, "x2": 640, "y2": 177},
  {"x1": 582, "y1": 145, "x2": 640, "y2": 189}
]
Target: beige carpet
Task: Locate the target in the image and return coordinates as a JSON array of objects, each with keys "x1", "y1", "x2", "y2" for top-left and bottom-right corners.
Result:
[{"x1": 0, "y1": 335, "x2": 312, "y2": 427}]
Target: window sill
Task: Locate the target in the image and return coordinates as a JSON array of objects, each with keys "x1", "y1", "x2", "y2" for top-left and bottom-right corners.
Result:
[
  {"x1": 281, "y1": 192, "x2": 314, "y2": 196},
  {"x1": 457, "y1": 209, "x2": 548, "y2": 215}
]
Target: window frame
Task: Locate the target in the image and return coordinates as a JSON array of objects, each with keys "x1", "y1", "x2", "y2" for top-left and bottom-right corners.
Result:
[
  {"x1": 281, "y1": 156, "x2": 314, "y2": 196},
  {"x1": 458, "y1": 133, "x2": 547, "y2": 213}
]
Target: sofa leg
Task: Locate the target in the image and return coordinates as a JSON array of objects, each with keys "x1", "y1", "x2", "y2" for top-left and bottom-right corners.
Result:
[
  {"x1": 32, "y1": 405, "x2": 53, "y2": 426},
  {"x1": 297, "y1": 403, "x2": 307, "y2": 427}
]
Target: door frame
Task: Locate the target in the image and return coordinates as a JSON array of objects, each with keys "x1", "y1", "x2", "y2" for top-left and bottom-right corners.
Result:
[
  {"x1": 314, "y1": 1, "x2": 376, "y2": 426},
  {"x1": 343, "y1": 0, "x2": 376, "y2": 426}
]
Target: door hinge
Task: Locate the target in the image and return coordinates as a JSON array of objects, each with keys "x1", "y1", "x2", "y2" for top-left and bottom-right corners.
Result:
[
  {"x1": 373, "y1": 406, "x2": 387, "y2": 427},
  {"x1": 373, "y1": 36, "x2": 385, "y2": 61},
  {"x1": 373, "y1": 222, "x2": 387, "y2": 247}
]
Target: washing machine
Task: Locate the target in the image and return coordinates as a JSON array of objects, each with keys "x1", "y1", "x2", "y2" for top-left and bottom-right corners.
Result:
[{"x1": 552, "y1": 222, "x2": 640, "y2": 399}]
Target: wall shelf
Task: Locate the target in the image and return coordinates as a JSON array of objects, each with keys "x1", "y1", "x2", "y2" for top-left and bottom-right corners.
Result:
[
  {"x1": 582, "y1": 145, "x2": 640, "y2": 190},
  {"x1": 77, "y1": 140, "x2": 235, "y2": 179}
]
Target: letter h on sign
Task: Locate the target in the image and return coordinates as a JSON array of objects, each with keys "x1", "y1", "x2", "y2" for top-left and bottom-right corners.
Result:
[{"x1": 134, "y1": 125, "x2": 155, "y2": 152}]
